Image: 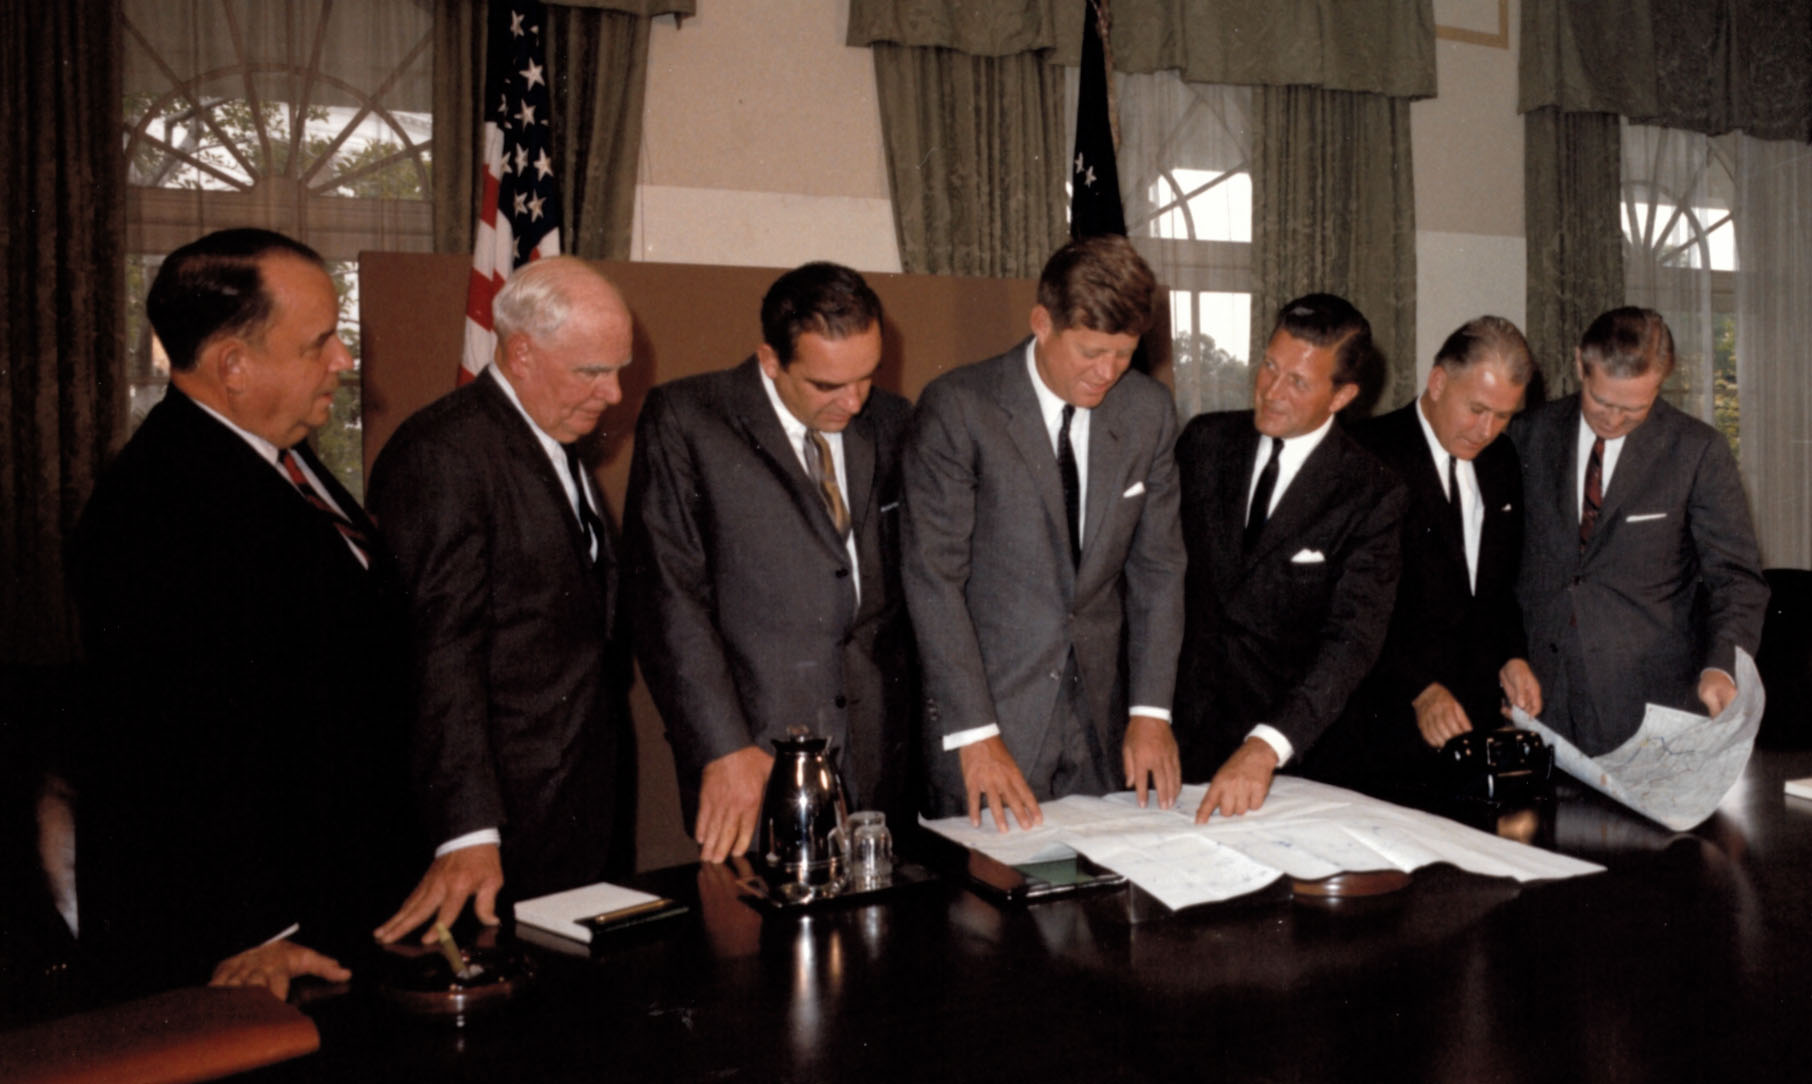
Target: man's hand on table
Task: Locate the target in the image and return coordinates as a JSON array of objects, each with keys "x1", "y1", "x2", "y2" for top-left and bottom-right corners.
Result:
[
  {"x1": 1413, "y1": 682, "x2": 1473, "y2": 747},
  {"x1": 1195, "y1": 737, "x2": 1279, "y2": 822},
  {"x1": 696, "y1": 745, "x2": 774, "y2": 863},
  {"x1": 210, "y1": 940, "x2": 349, "y2": 1001},
  {"x1": 959, "y1": 736, "x2": 1042, "y2": 831},
  {"x1": 1122, "y1": 714, "x2": 1181, "y2": 809},
  {"x1": 374, "y1": 843, "x2": 504, "y2": 945}
]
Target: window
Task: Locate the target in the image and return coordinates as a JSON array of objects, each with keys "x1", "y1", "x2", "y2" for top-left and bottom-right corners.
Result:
[
  {"x1": 1620, "y1": 122, "x2": 1738, "y2": 453},
  {"x1": 122, "y1": 0, "x2": 436, "y2": 498},
  {"x1": 1068, "y1": 73, "x2": 1255, "y2": 419}
]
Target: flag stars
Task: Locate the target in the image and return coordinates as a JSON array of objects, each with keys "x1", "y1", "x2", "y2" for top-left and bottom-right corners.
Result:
[
  {"x1": 521, "y1": 59, "x2": 544, "y2": 90},
  {"x1": 514, "y1": 146, "x2": 529, "y2": 173},
  {"x1": 510, "y1": 10, "x2": 525, "y2": 36},
  {"x1": 516, "y1": 101, "x2": 538, "y2": 128},
  {"x1": 532, "y1": 149, "x2": 554, "y2": 181},
  {"x1": 513, "y1": 192, "x2": 528, "y2": 216},
  {"x1": 527, "y1": 194, "x2": 546, "y2": 222}
]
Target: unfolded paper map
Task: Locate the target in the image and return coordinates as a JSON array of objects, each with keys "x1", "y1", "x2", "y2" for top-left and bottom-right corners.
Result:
[
  {"x1": 925, "y1": 776, "x2": 1602, "y2": 912},
  {"x1": 1510, "y1": 647, "x2": 1764, "y2": 832}
]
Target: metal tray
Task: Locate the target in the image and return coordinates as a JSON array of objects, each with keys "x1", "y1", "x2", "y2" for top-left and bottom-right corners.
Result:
[{"x1": 733, "y1": 861, "x2": 940, "y2": 912}]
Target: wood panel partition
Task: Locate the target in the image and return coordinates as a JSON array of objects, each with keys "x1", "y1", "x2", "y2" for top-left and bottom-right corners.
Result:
[{"x1": 358, "y1": 253, "x2": 1056, "y2": 869}]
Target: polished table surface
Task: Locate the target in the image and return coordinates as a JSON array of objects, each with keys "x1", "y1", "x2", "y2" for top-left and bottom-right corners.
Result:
[{"x1": 250, "y1": 750, "x2": 1812, "y2": 1082}]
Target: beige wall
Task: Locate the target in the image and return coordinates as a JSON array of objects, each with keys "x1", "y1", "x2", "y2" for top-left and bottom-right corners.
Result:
[
  {"x1": 634, "y1": 0, "x2": 1531, "y2": 373},
  {"x1": 1414, "y1": 0, "x2": 1526, "y2": 382},
  {"x1": 633, "y1": 0, "x2": 900, "y2": 271}
]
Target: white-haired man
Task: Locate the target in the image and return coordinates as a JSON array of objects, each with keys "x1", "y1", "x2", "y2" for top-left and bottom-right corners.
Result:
[{"x1": 370, "y1": 257, "x2": 635, "y2": 942}]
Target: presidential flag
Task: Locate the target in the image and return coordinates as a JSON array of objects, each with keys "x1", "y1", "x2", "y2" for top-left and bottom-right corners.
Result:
[
  {"x1": 1069, "y1": 0, "x2": 1125, "y2": 239},
  {"x1": 462, "y1": 0, "x2": 563, "y2": 383}
]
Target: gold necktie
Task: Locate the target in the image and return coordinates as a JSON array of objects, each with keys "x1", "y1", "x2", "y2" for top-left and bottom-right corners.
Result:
[{"x1": 804, "y1": 430, "x2": 850, "y2": 539}]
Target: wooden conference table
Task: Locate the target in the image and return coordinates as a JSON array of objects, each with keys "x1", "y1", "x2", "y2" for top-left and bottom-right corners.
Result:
[{"x1": 247, "y1": 750, "x2": 1812, "y2": 1083}]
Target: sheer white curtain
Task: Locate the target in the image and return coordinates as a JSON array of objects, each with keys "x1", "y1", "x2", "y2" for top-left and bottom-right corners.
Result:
[
  {"x1": 1734, "y1": 135, "x2": 1812, "y2": 569},
  {"x1": 1620, "y1": 123, "x2": 1727, "y2": 424},
  {"x1": 1066, "y1": 68, "x2": 1255, "y2": 419},
  {"x1": 1621, "y1": 121, "x2": 1812, "y2": 569}
]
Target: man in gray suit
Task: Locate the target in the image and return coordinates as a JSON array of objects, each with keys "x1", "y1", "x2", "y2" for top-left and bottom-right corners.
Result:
[
  {"x1": 1514, "y1": 307, "x2": 1767, "y2": 755},
  {"x1": 903, "y1": 236, "x2": 1187, "y2": 830},
  {"x1": 626, "y1": 263, "x2": 914, "y2": 862}
]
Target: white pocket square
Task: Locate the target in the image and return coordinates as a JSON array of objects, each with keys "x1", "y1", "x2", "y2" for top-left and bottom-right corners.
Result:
[
  {"x1": 1625, "y1": 512, "x2": 1667, "y2": 523},
  {"x1": 1122, "y1": 482, "x2": 1145, "y2": 498},
  {"x1": 1500, "y1": 503, "x2": 1514, "y2": 513},
  {"x1": 1290, "y1": 549, "x2": 1325, "y2": 564}
]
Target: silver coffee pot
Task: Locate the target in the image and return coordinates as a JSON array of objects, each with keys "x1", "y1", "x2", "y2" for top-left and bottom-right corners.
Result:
[{"x1": 760, "y1": 726, "x2": 850, "y2": 891}]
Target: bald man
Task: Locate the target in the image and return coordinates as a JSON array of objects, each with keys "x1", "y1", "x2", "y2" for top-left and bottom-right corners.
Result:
[{"x1": 370, "y1": 257, "x2": 636, "y2": 942}]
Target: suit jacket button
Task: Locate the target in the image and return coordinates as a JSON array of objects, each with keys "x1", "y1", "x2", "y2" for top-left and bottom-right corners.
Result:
[
  {"x1": 835, "y1": 695, "x2": 847, "y2": 708},
  {"x1": 835, "y1": 568, "x2": 850, "y2": 578}
]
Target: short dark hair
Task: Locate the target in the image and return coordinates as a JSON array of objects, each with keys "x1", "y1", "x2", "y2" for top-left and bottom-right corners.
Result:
[
  {"x1": 1434, "y1": 315, "x2": 1533, "y2": 385},
  {"x1": 1270, "y1": 292, "x2": 1378, "y2": 389},
  {"x1": 1578, "y1": 306, "x2": 1674, "y2": 380},
  {"x1": 1035, "y1": 235, "x2": 1156, "y2": 337},
  {"x1": 146, "y1": 228, "x2": 325, "y2": 372},
  {"x1": 760, "y1": 262, "x2": 883, "y2": 367}
]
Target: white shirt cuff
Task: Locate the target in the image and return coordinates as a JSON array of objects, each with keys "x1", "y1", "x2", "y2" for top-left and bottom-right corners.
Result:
[
  {"x1": 1247, "y1": 724, "x2": 1294, "y2": 767},
  {"x1": 1129, "y1": 705, "x2": 1171, "y2": 723},
  {"x1": 436, "y1": 828, "x2": 501, "y2": 857},
  {"x1": 942, "y1": 723, "x2": 1002, "y2": 751}
]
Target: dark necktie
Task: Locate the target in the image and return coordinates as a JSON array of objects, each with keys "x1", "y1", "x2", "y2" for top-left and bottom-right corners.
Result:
[
  {"x1": 804, "y1": 430, "x2": 851, "y2": 540},
  {"x1": 1245, "y1": 436, "x2": 1283, "y2": 553},
  {"x1": 1057, "y1": 405, "x2": 1080, "y2": 567},
  {"x1": 564, "y1": 444, "x2": 606, "y2": 562},
  {"x1": 279, "y1": 448, "x2": 372, "y2": 567},
  {"x1": 1579, "y1": 436, "x2": 1605, "y2": 552}
]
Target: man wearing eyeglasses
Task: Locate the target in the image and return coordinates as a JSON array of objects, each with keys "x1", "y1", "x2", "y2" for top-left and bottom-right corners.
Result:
[{"x1": 1512, "y1": 307, "x2": 1766, "y2": 755}]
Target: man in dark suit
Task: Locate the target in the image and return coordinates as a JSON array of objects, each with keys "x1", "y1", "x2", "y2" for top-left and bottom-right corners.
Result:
[
  {"x1": 369, "y1": 257, "x2": 634, "y2": 941},
  {"x1": 1314, "y1": 316, "x2": 1544, "y2": 787},
  {"x1": 74, "y1": 228, "x2": 419, "y2": 999},
  {"x1": 903, "y1": 236, "x2": 1187, "y2": 830},
  {"x1": 626, "y1": 263, "x2": 914, "y2": 862},
  {"x1": 1514, "y1": 307, "x2": 1767, "y2": 755},
  {"x1": 1175, "y1": 293, "x2": 1407, "y2": 820}
]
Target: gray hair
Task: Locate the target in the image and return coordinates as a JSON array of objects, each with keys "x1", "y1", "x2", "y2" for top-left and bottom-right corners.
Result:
[{"x1": 491, "y1": 256, "x2": 608, "y2": 343}]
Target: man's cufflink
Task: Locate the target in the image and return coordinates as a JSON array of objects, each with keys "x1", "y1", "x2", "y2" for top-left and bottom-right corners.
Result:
[{"x1": 1290, "y1": 548, "x2": 1325, "y2": 564}]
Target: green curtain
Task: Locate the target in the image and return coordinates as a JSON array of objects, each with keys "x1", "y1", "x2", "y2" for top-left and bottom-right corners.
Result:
[
  {"x1": 1252, "y1": 86, "x2": 1418, "y2": 416},
  {"x1": 1, "y1": 0, "x2": 126, "y2": 665},
  {"x1": 1522, "y1": 108, "x2": 1624, "y2": 400},
  {"x1": 851, "y1": 0, "x2": 1436, "y2": 96},
  {"x1": 547, "y1": 6, "x2": 654, "y2": 260},
  {"x1": 869, "y1": 43, "x2": 1068, "y2": 276},
  {"x1": 1521, "y1": 0, "x2": 1812, "y2": 142},
  {"x1": 432, "y1": 0, "x2": 688, "y2": 258}
]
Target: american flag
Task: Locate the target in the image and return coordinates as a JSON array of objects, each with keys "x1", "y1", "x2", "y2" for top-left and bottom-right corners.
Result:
[{"x1": 462, "y1": 0, "x2": 563, "y2": 383}]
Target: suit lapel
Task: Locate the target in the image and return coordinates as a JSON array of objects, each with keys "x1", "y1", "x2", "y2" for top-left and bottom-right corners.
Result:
[
  {"x1": 993, "y1": 350, "x2": 1075, "y2": 584},
  {"x1": 1080, "y1": 390, "x2": 1122, "y2": 571},
  {"x1": 728, "y1": 358, "x2": 850, "y2": 562},
  {"x1": 1592, "y1": 401, "x2": 1668, "y2": 538},
  {"x1": 475, "y1": 370, "x2": 595, "y2": 569},
  {"x1": 1247, "y1": 426, "x2": 1343, "y2": 567},
  {"x1": 843, "y1": 412, "x2": 876, "y2": 529},
  {"x1": 1216, "y1": 422, "x2": 1260, "y2": 575}
]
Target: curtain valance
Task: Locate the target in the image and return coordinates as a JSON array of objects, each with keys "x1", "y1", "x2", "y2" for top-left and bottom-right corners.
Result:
[
  {"x1": 1520, "y1": 0, "x2": 1812, "y2": 142},
  {"x1": 849, "y1": 0, "x2": 1435, "y2": 99}
]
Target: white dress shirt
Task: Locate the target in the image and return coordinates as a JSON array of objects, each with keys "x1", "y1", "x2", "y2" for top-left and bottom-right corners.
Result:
[{"x1": 1416, "y1": 398, "x2": 1483, "y2": 592}]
